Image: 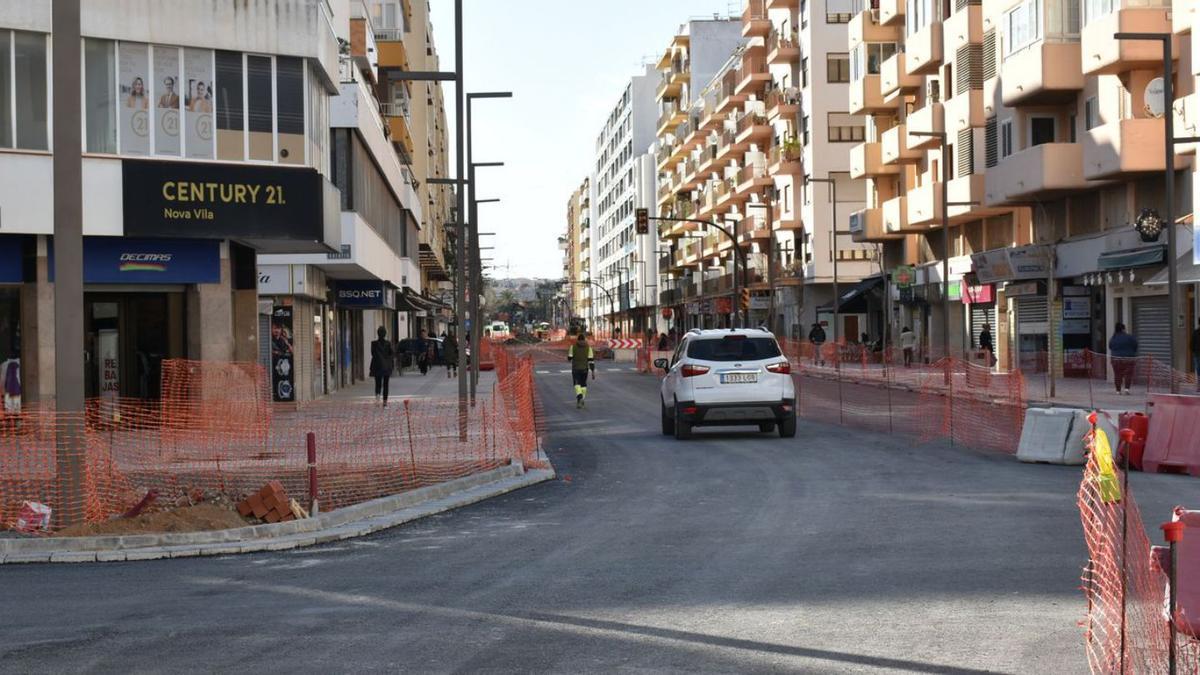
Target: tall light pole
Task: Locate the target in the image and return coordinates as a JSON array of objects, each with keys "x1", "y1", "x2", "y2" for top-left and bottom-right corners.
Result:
[
  {"x1": 466, "y1": 91, "x2": 511, "y2": 403},
  {"x1": 746, "y1": 186, "x2": 777, "y2": 333},
  {"x1": 53, "y1": 0, "x2": 85, "y2": 525},
  {"x1": 1113, "y1": 32, "x2": 1193, "y2": 392},
  {"x1": 805, "y1": 176, "x2": 840, "y2": 350},
  {"x1": 908, "y1": 131, "x2": 951, "y2": 382}
]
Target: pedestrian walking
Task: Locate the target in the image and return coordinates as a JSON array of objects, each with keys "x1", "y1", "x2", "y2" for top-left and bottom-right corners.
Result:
[
  {"x1": 369, "y1": 326, "x2": 394, "y2": 407},
  {"x1": 657, "y1": 333, "x2": 669, "y2": 351},
  {"x1": 979, "y1": 324, "x2": 995, "y2": 367},
  {"x1": 443, "y1": 331, "x2": 459, "y2": 379},
  {"x1": 808, "y1": 322, "x2": 826, "y2": 366},
  {"x1": 414, "y1": 330, "x2": 430, "y2": 376},
  {"x1": 1108, "y1": 322, "x2": 1138, "y2": 395},
  {"x1": 900, "y1": 327, "x2": 918, "y2": 368},
  {"x1": 567, "y1": 332, "x2": 595, "y2": 409}
]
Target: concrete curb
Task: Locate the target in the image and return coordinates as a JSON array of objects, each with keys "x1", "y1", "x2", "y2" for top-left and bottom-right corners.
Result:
[{"x1": 0, "y1": 461, "x2": 556, "y2": 564}]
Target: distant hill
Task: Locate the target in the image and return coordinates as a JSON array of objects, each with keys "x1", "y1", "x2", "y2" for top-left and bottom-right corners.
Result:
[{"x1": 489, "y1": 277, "x2": 551, "y2": 302}]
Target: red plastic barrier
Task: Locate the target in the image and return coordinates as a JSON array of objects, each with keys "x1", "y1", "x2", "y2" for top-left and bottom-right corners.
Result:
[
  {"x1": 1172, "y1": 508, "x2": 1200, "y2": 639},
  {"x1": 1144, "y1": 395, "x2": 1200, "y2": 476},
  {"x1": 1119, "y1": 411, "x2": 1150, "y2": 470}
]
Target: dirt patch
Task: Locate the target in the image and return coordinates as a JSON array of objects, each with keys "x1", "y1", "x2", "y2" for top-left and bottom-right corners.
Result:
[{"x1": 58, "y1": 502, "x2": 252, "y2": 537}]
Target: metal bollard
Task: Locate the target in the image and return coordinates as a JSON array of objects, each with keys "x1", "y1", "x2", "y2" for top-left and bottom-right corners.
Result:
[
  {"x1": 1162, "y1": 520, "x2": 1185, "y2": 675},
  {"x1": 307, "y1": 431, "x2": 319, "y2": 516}
]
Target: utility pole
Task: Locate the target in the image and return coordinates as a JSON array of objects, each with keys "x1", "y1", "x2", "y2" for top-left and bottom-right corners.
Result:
[
  {"x1": 453, "y1": 0, "x2": 467, "y2": 438},
  {"x1": 53, "y1": 0, "x2": 85, "y2": 526}
]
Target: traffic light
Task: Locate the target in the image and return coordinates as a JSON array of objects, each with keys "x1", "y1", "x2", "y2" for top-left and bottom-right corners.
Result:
[
  {"x1": 740, "y1": 288, "x2": 751, "y2": 312},
  {"x1": 635, "y1": 207, "x2": 649, "y2": 235}
]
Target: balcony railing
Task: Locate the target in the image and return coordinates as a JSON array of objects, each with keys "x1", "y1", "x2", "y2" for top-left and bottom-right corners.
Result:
[
  {"x1": 739, "y1": 162, "x2": 767, "y2": 184},
  {"x1": 375, "y1": 27, "x2": 404, "y2": 42},
  {"x1": 736, "y1": 112, "x2": 769, "y2": 134}
]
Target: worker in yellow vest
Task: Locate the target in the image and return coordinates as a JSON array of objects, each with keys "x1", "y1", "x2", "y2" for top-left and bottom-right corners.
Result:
[{"x1": 567, "y1": 332, "x2": 596, "y2": 408}]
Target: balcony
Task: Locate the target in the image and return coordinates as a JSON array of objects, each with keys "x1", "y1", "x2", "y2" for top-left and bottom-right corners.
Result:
[
  {"x1": 767, "y1": 28, "x2": 801, "y2": 64},
  {"x1": 906, "y1": 102, "x2": 944, "y2": 150},
  {"x1": 906, "y1": 182, "x2": 943, "y2": 228},
  {"x1": 767, "y1": 0, "x2": 800, "y2": 7},
  {"x1": 849, "y1": 75, "x2": 890, "y2": 115},
  {"x1": 850, "y1": 142, "x2": 899, "y2": 178},
  {"x1": 879, "y1": 0, "x2": 904, "y2": 25},
  {"x1": 943, "y1": 4, "x2": 982, "y2": 54},
  {"x1": 769, "y1": 143, "x2": 804, "y2": 175},
  {"x1": 944, "y1": 89, "x2": 985, "y2": 134},
  {"x1": 882, "y1": 195, "x2": 910, "y2": 233},
  {"x1": 880, "y1": 53, "x2": 922, "y2": 97},
  {"x1": 849, "y1": 9, "x2": 901, "y2": 49},
  {"x1": 743, "y1": 0, "x2": 772, "y2": 37},
  {"x1": 946, "y1": 174, "x2": 1003, "y2": 222},
  {"x1": 736, "y1": 56, "x2": 771, "y2": 95},
  {"x1": 737, "y1": 215, "x2": 772, "y2": 243},
  {"x1": 376, "y1": 29, "x2": 409, "y2": 69},
  {"x1": 766, "y1": 88, "x2": 801, "y2": 119},
  {"x1": 983, "y1": 143, "x2": 1086, "y2": 203},
  {"x1": 905, "y1": 22, "x2": 943, "y2": 75},
  {"x1": 736, "y1": 162, "x2": 773, "y2": 196},
  {"x1": 1083, "y1": 117, "x2": 1186, "y2": 180},
  {"x1": 1001, "y1": 42, "x2": 1084, "y2": 106},
  {"x1": 882, "y1": 124, "x2": 921, "y2": 164},
  {"x1": 657, "y1": 100, "x2": 687, "y2": 135},
  {"x1": 735, "y1": 112, "x2": 772, "y2": 144},
  {"x1": 849, "y1": 207, "x2": 901, "y2": 241},
  {"x1": 1081, "y1": 6, "x2": 1174, "y2": 76}
]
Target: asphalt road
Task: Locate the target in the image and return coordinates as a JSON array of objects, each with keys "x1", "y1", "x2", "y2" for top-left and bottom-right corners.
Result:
[{"x1": 2, "y1": 369, "x2": 1198, "y2": 674}]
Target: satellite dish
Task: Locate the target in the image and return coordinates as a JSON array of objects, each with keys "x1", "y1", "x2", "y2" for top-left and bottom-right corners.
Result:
[{"x1": 1145, "y1": 77, "x2": 1165, "y2": 118}]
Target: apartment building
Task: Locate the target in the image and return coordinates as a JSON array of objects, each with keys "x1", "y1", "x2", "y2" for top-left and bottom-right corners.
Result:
[
  {"x1": 655, "y1": 4, "x2": 875, "y2": 339},
  {"x1": 849, "y1": 0, "x2": 1196, "y2": 373},
  {"x1": 397, "y1": 0, "x2": 455, "y2": 336},
  {"x1": 561, "y1": 178, "x2": 591, "y2": 330},
  {"x1": 0, "y1": 1, "x2": 342, "y2": 405},
  {"x1": 592, "y1": 65, "x2": 661, "y2": 337}
]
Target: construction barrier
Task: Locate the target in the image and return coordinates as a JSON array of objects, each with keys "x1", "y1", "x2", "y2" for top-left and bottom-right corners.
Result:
[
  {"x1": 1018, "y1": 408, "x2": 1084, "y2": 464},
  {"x1": 1144, "y1": 395, "x2": 1200, "y2": 476},
  {"x1": 1078, "y1": 426, "x2": 1200, "y2": 673},
  {"x1": 0, "y1": 356, "x2": 542, "y2": 533}
]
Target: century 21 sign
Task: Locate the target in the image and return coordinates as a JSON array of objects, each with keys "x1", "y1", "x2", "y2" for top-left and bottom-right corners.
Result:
[{"x1": 123, "y1": 159, "x2": 323, "y2": 241}]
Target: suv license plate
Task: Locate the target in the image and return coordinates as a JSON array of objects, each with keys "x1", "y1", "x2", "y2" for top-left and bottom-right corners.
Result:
[{"x1": 721, "y1": 373, "x2": 757, "y2": 384}]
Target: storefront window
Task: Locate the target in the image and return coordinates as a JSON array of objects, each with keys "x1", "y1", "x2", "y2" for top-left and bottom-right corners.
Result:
[
  {"x1": 153, "y1": 46, "x2": 181, "y2": 156},
  {"x1": 118, "y1": 42, "x2": 151, "y2": 155},
  {"x1": 84, "y1": 39, "x2": 117, "y2": 153},
  {"x1": 247, "y1": 55, "x2": 274, "y2": 161},
  {"x1": 183, "y1": 48, "x2": 215, "y2": 159},
  {"x1": 276, "y1": 56, "x2": 304, "y2": 165},
  {"x1": 0, "y1": 32, "x2": 10, "y2": 149},
  {"x1": 215, "y1": 50, "x2": 244, "y2": 160}
]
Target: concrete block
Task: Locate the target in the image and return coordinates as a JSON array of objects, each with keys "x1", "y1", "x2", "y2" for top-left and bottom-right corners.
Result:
[
  {"x1": 123, "y1": 548, "x2": 171, "y2": 561},
  {"x1": 96, "y1": 551, "x2": 129, "y2": 563},
  {"x1": 49, "y1": 551, "x2": 98, "y2": 563},
  {"x1": 3, "y1": 552, "x2": 53, "y2": 564},
  {"x1": 1017, "y1": 408, "x2": 1075, "y2": 464}
]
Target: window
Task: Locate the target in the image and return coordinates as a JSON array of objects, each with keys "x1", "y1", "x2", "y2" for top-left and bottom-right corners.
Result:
[
  {"x1": 184, "y1": 48, "x2": 215, "y2": 160},
  {"x1": 276, "y1": 56, "x2": 304, "y2": 165},
  {"x1": 1005, "y1": 0, "x2": 1042, "y2": 56},
  {"x1": 801, "y1": 0, "x2": 808, "y2": 27},
  {"x1": 956, "y1": 128, "x2": 974, "y2": 177},
  {"x1": 1030, "y1": 116, "x2": 1055, "y2": 145},
  {"x1": 1000, "y1": 118, "x2": 1013, "y2": 158},
  {"x1": 801, "y1": 57, "x2": 809, "y2": 87},
  {"x1": 246, "y1": 55, "x2": 274, "y2": 161},
  {"x1": 118, "y1": 42, "x2": 150, "y2": 155},
  {"x1": 827, "y1": 0, "x2": 855, "y2": 22},
  {"x1": 800, "y1": 114, "x2": 810, "y2": 145},
  {"x1": 0, "y1": 30, "x2": 50, "y2": 151},
  {"x1": 906, "y1": 0, "x2": 939, "y2": 35},
  {"x1": 850, "y1": 43, "x2": 897, "y2": 81},
  {"x1": 1085, "y1": 96, "x2": 1100, "y2": 129},
  {"x1": 215, "y1": 50, "x2": 244, "y2": 160},
  {"x1": 687, "y1": 336, "x2": 781, "y2": 361},
  {"x1": 84, "y1": 39, "x2": 117, "y2": 154},
  {"x1": 153, "y1": 46, "x2": 181, "y2": 156},
  {"x1": 827, "y1": 53, "x2": 850, "y2": 83},
  {"x1": 1082, "y1": 0, "x2": 1114, "y2": 26},
  {"x1": 828, "y1": 112, "x2": 865, "y2": 142},
  {"x1": 1069, "y1": 113, "x2": 1077, "y2": 142}
]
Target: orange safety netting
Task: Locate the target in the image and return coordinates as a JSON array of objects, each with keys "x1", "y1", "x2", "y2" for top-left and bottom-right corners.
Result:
[
  {"x1": 0, "y1": 356, "x2": 542, "y2": 533},
  {"x1": 1078, "y1": 427, "x2": 1200, "y2": 674}
]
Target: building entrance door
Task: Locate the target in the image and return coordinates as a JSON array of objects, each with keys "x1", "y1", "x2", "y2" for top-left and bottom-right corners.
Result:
[{"x1": 84, "y1": 292, "x2": 185, "y2": 399}]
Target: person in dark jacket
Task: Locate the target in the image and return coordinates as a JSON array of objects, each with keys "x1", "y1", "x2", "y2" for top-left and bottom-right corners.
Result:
[
  {"x1": 369, "y1": 326, "x2": 395, "y2": 406},
  {"x1": 443, "y1": 332, "x2": 459, "y2": 378},
  {"x1": 808, "y1": 322, "x2": 827, "y2": 366},
  {"x1": 413, "y1": 330, "x2": 429, "y2": 375},
  {"x1": 979, "y1": 324, "x2": 995, "y2": 367},
  {"x1": 1109, "y1": 322, "x2": 1138, "y2": 395}
]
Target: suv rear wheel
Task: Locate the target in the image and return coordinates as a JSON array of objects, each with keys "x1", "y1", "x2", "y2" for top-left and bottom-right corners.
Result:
[
  {"x1": 673, "y1": 403, "x2": 692, "y2": 440},
  {"x1": 778, "y1": 413, "x2": 797, "y2": 438},
  {"x1": 660, "y1": 400, "x2": 675, "y2": 435}
]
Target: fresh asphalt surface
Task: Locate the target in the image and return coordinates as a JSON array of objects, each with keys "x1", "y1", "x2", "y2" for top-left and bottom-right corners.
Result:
[{"x1": 3, "y1": 369, "x2": 1199, "y2": 674}]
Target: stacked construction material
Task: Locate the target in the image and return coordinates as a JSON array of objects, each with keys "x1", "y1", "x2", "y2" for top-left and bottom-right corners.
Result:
[{"x1": 236, "y1": 481, "x2": 297, "y2": 524}]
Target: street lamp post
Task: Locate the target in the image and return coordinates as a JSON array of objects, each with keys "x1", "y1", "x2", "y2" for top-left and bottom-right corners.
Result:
[
  {"x1": 647, "y1": 215, "x2": 750, "y2": 327},
  {"x1": 1113, "y1": 32, "x2": 1195, "y2": 391},
  {"x1": 805, "y1": 176, "x2": 840, "y2": 351},
  {"x1": 746, "y1": 186, "x2": 777, "y2": 333}
]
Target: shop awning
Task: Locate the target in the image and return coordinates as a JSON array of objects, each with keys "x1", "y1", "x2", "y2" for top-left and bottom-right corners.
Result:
[
  {"x1": 1145, "y1": 252, "x2": 1200, "y2": 286},
  {"x1": 395, "y1": 290, "x2": 438, "y2": 312},
  {"x1": 1097, "y1": 244, "x2": 1166, "y2": 271},
  {"x1": 817, "y1": 276, "x2": 884, "y2": 313}
]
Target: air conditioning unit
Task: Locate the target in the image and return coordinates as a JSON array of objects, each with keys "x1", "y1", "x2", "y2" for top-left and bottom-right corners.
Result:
[
  {"x1": 848, "y1": 211, "x2": 864, "y2": 234},
  {"x1": 927, "y1": 80, "x2": 941, "y2": 103}
]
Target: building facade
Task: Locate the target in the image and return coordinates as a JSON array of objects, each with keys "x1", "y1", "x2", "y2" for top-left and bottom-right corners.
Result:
[
  {"x1": 848, "y1": 0, "x2": 1197, "y2": 374},
  {"x1": 0, "y1": 0, "x2": 342, "y2": 405}
]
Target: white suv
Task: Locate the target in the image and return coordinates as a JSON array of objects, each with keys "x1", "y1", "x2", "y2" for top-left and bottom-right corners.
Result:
[{"x1": 655, "y1": 328, "x2": 796, "y2": 440}]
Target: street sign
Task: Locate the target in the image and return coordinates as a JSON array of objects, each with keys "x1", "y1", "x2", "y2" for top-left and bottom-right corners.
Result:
[{"x1": 636, "y1": 207, "x2": 649, "y2": 235}]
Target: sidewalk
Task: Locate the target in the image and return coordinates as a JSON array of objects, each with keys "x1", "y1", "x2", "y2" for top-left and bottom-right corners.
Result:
[{"x1": 326, "y1": 366, "x2": 497, "y2": 403}]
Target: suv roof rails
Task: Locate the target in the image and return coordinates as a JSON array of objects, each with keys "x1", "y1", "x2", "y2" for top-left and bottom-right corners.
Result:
[{"x1": 687, "y1": 328, "x2": 703, "y2": 335}]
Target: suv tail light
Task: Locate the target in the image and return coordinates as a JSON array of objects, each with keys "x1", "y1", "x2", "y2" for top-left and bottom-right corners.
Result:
[
  {"x1": 681, "y1": 364, "x2": 710, "y2": 378},
  {"x1": 766, "y1": 361, "x2": 791, "y2": 374}
]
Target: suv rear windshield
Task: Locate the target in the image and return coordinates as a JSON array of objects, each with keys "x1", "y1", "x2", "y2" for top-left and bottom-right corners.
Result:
[{"x1": 687, "y1": 336, "x2": 781, "y2": 362}]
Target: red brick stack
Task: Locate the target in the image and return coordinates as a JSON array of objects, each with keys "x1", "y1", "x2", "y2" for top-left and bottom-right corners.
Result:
[{"x1": 236, "y1": 481, "x2": 297, "y2": 524}]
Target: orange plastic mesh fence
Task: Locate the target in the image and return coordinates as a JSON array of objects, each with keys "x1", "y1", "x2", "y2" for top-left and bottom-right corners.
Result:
[
  {"x1": 0, "y1": 357, "x2": 541, "y2": 533},
  {"x1": 1078, "y1": 432, "x2": 1200, "y2": 674}
]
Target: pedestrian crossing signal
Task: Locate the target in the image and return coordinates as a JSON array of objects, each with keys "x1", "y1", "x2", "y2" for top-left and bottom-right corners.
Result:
[{"x1": 636, "y1": 208, "x2": 649, "y2": 235}]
